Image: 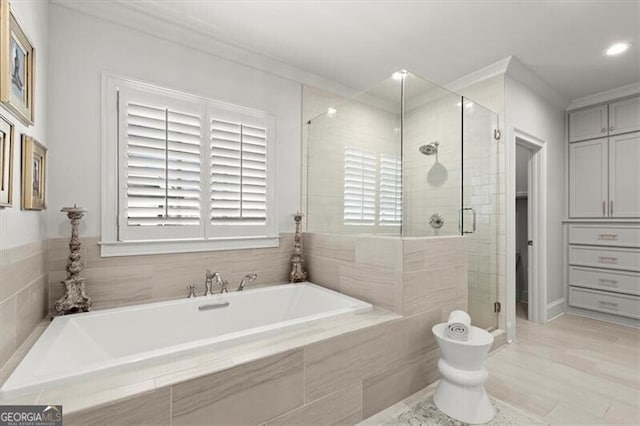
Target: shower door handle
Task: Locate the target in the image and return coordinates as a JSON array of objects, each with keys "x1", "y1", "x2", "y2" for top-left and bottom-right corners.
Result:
[{"x1": 458, "y1": 207, "x2": 477, "y2": 234}]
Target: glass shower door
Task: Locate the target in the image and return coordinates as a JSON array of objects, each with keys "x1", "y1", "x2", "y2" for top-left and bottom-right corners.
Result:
[{"x1": 462, "y1": 98, "x2": 500, "y2": 330}]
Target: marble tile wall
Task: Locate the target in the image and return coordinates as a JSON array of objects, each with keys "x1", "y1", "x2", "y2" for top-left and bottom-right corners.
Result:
[
  {"x1": 46, "y1": 235, "x2": 295, "y2": 312},
  {"x1": 304, "y1": 233, "x2": 468, "y2": 317},
  {"x1": 0, "y1": 240, "x2": 48, "y2": 378}
]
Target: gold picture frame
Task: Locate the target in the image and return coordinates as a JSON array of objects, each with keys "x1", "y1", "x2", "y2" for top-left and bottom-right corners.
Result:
[
  {"x1": 21, "y1": 134, "x2": 45, "y2": 210},
  {"x1": 0, "y1": 0, "x2": 35, "y2": 126},
  {"x1": 0, "y1": 113, "x2": 13, "y2": 206}
]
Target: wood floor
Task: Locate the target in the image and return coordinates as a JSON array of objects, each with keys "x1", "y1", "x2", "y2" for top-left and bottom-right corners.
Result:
[{"x1": 486, "y1": 314, "x2": 640, "y2": 424}]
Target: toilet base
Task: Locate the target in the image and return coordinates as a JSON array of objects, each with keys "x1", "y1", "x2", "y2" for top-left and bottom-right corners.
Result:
[{"x1": 433, "y1": 360, "x2": 494, "y2": 424}]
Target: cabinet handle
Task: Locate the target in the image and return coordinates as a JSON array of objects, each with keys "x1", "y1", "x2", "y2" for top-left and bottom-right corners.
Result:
[
  {"x1": 597, "y1": 234, "x2": 618, "y2": 241},
  {"x1": 610, "y1": 200, "x2": 614, "y2": 216},
  {"x1": 598, "y1": 279, "x2": 618, "y2": 287},
  {"x1": 598, "y1": 256, "x2": 618, "y2": 264},
  {"x1": 601, "y1": 128, "x2": 606, "y2": 133},
  {"x1": 609, "y1": 126, "x2": 614, "y2": 131},
  {"x1": 602, "y1": 201, "x2": 606, "y2": 216},
  {"x1": 599, "y1": 300, "x2": 618, "y2": 310}
]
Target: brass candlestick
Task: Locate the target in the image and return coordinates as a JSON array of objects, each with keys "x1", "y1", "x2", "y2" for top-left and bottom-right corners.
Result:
[
  {"x1": 55, "y1": 205, "x2": 92, "y2": 315},
  {"x1": 289, "y1": 212, "x2": 308, "y2": 283}
]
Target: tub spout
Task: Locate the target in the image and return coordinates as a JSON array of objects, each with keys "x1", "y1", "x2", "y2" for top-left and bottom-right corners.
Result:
[
  {"x1": 237, "y1": 273, "x2": 257, "y2": 291},
  {"x1": 212, "y1": 272, "x2": 229, "y2": 293}
]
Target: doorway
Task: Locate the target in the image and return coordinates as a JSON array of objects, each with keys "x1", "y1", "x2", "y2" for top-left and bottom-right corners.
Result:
[
  {"x1": 515, "y1": 144, "x2": 532, "y2": 319},
  {"x1": 513, "y1": 133, "x2": 545, "y2": 325}
]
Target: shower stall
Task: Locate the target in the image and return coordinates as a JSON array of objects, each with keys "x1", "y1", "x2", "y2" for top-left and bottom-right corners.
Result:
[{"x1": 304, "y1": 72, "x2": 502, "y2": 330}]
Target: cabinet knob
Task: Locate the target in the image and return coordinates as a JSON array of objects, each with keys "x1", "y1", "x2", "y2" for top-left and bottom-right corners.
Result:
[
  {"x1": 609, "y1": 126, "x2": 614, "y2": 131},
  {"x1": 601, "y1": 128, "x2": 606, "y2": 133}
]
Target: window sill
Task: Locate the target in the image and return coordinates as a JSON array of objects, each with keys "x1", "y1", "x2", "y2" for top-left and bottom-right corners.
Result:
[{"x1": 99, "y1": 236, "x2": 280, "y2": 258}]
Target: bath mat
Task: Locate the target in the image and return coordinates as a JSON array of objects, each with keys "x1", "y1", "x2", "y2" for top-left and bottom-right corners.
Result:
[{"x1": 362, "y1": 390, "x2": 546, "y2": 426}]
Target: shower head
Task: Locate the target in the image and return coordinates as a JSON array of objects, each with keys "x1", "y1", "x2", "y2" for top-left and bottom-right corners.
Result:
[{"x1": 419, "y1": 141, "x2": 439, "y2": 156}]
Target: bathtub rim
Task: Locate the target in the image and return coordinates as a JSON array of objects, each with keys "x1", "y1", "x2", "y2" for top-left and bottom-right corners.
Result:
[{"x1": 0, "y1": 282, "x2": 373, "y2": 400}]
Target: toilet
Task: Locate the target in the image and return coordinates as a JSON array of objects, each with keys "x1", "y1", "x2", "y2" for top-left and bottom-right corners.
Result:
[{"x1": 432, "y1": 323, "x2": 495, "y2": 424}]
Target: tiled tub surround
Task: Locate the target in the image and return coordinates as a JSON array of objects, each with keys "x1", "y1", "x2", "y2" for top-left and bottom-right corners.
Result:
[
  {"x1": 47, "y1": 234, "x2": 295, "y2": 312},
  {"x1": 0, "y1": 307, "x2": 452, "y2": 424},
  {"x1": 304, "y1": 233, "x2": 468, "y2": 317},
  {"x1": 0, "y1": 240, "x2": 49, "y2": 381}
]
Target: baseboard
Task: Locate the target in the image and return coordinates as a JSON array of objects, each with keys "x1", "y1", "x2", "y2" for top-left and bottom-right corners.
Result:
[
  {"x1": 567, "y1": 307, "x2": 640, "y2": 329},
  {"x1": 546, "y1": 298, "x2": 565, "y2": 322}
]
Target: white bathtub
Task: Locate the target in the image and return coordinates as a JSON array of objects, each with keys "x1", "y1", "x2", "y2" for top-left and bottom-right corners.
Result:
[{"x1": 0, "y1": 282, "x2": 371, "y2": 399}]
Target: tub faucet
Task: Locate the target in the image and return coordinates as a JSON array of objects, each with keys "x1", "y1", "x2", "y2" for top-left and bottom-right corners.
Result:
[
  {"x1": 213, "y1": 272, "x2": 229, "y2": 293},
  {"x1": 237, "y1": 273, "x2": 257, "y2": 291},
  {"x1": 204, "y1": 270, "x2": 215, "y2": 296}
]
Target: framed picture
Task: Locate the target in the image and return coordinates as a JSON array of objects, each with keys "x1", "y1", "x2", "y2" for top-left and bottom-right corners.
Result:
[
  {"x1": 0, "y1": 113, "x2": 13, "y2": 206},
  {"x1": 21, "y1": 134, "x2": 45, "y2": 210},
  {"x1": 0, "y1": 0, "x2": 34, "y2": 126}
]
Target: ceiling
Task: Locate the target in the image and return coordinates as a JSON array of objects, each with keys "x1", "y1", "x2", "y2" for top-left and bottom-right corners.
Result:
[{"x1": 68, "y1": 1, "x2": 640, "y2": 101}]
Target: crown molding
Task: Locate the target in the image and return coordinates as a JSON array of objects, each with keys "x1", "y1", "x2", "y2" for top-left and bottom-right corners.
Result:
[
  {"x1": 444, "y1": 57, "x2": 511, "y2": 94},
  {"x1": 505, "y1": 57, "x2": 569, "y2": 109},
  {"x1": 566, "y1": 81, "x2": 640, "y2": 111},
  {"x1": 50, "y1": 0, "x2": 359, "y2": 98}
]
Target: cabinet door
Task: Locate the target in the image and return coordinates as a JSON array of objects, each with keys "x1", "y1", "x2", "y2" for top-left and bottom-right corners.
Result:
[
  {"x1": 609, "y1": 96, "x2": 640, "y2": 136},
  {"x1": 569, "y1": 105, "x2": 608, "y2": 142},
  {"x1": 609, "y1": 132, "x2": 640, "y2": 217},
  {"x1": 569, "y1": 138, "x2": 608, "y2": 218}
]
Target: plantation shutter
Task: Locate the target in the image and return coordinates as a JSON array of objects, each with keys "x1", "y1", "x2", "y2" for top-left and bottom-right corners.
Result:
[
  {"x1": 210, "y1": 117, "x2": 267, "y2": 226},
  {"x1": 126, "y1": 102, "x2": 202, "y2": 226},
  {"x1": 118, "y1": 86, "x2": 204, "y2": 241},
  {"x1": 344, "y1": 146, "x2": 376, "y2": 225},
  {"x1": 379, "y1": 154, "x2": 402, "y2": 225},
  {"x1": 113, "y1": 79, "x2": 276, "y2": 246}
]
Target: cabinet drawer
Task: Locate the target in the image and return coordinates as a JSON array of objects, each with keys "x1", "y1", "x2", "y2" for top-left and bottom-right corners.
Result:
[
  {"x1": 569, "y1": 246, "x2": 640, "y2": 272},
  {"x1": 569, "y1": 287, "x2": 640, "y2": 319},
  {"x1": 568, "y1": 224, "x2": 640, "y2": 248},
  {"x1": 569, "y1": 266, "x2": 640, "y2": 296}
]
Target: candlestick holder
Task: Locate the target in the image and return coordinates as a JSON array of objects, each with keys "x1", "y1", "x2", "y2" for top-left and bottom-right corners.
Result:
[
  {"x1": 289, "y1": 211, "x2": 308, "y2": 283},
  {"x1": 55, "y1": 205, "x2": 92, "y2": 315}
]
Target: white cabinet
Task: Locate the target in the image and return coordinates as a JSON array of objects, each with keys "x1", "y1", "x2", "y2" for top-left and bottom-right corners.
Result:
[
  {"x1": 566, "y1": 224, "x2": 640, "y2": 326},
  {"x1": 569, "y1": 96, "x2": 640, "y2": 143},
  {"x1": 569, "y1": 104, "x2": 608, "y2": 142},
  {"x1": 609, "y1": 133, "x2": 640, "y2": 218},
  {"x1": 569, "y1": 132, "x2": 640, "y2": 218},
  {"x1": 609, "y1": 97, "x2": 640, "y2": 136},
  {"x1": 569, "y1": 138, "x2": 608, "y2": 218}
]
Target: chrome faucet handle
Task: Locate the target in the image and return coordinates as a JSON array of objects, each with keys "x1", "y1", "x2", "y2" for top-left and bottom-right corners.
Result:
[
  {"x1": 187, "y1": 284, "x2": 197, "y2": 299},
  {"x1": 237, "y1": 273, "x2": 258, "y2": 291},
  {"x1": 212, "y1": 272, "x2": 229, "y2": 293}
]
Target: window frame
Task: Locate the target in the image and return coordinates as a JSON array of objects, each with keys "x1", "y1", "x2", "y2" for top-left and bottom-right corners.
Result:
[{"x1": 101, "y1": 74, "x2": 278, "y2": 257}]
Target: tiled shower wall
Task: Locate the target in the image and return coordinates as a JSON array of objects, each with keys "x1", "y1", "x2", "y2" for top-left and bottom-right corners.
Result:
[
  {"x1": 46, "y1": 235, "x2": 295, "y2": 312},
  {"x1": 0, "y1": 241, "x2": 48, "y2": 378},
  {"x1": 304, "y1": 233, "x2": 468, "y2": 316}
]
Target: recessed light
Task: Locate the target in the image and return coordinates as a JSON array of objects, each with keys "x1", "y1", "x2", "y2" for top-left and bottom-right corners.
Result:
[{"x1": 605, "y1": 42, "x2": 631, "y2": 56}]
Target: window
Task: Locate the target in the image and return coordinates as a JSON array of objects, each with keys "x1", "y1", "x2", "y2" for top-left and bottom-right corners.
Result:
[
  {"x1": 101, "y1": 76, "x2": 277, "y2": 256},
  {"x1": 379, "y1": 154, "x2": 402, "y2": 225},
  {"x1": 344, "y1": 147, "x2": 376, "y2": 225},
  {"x1": 343, "y1": 147, "x2": 402, "y2": 227}
]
